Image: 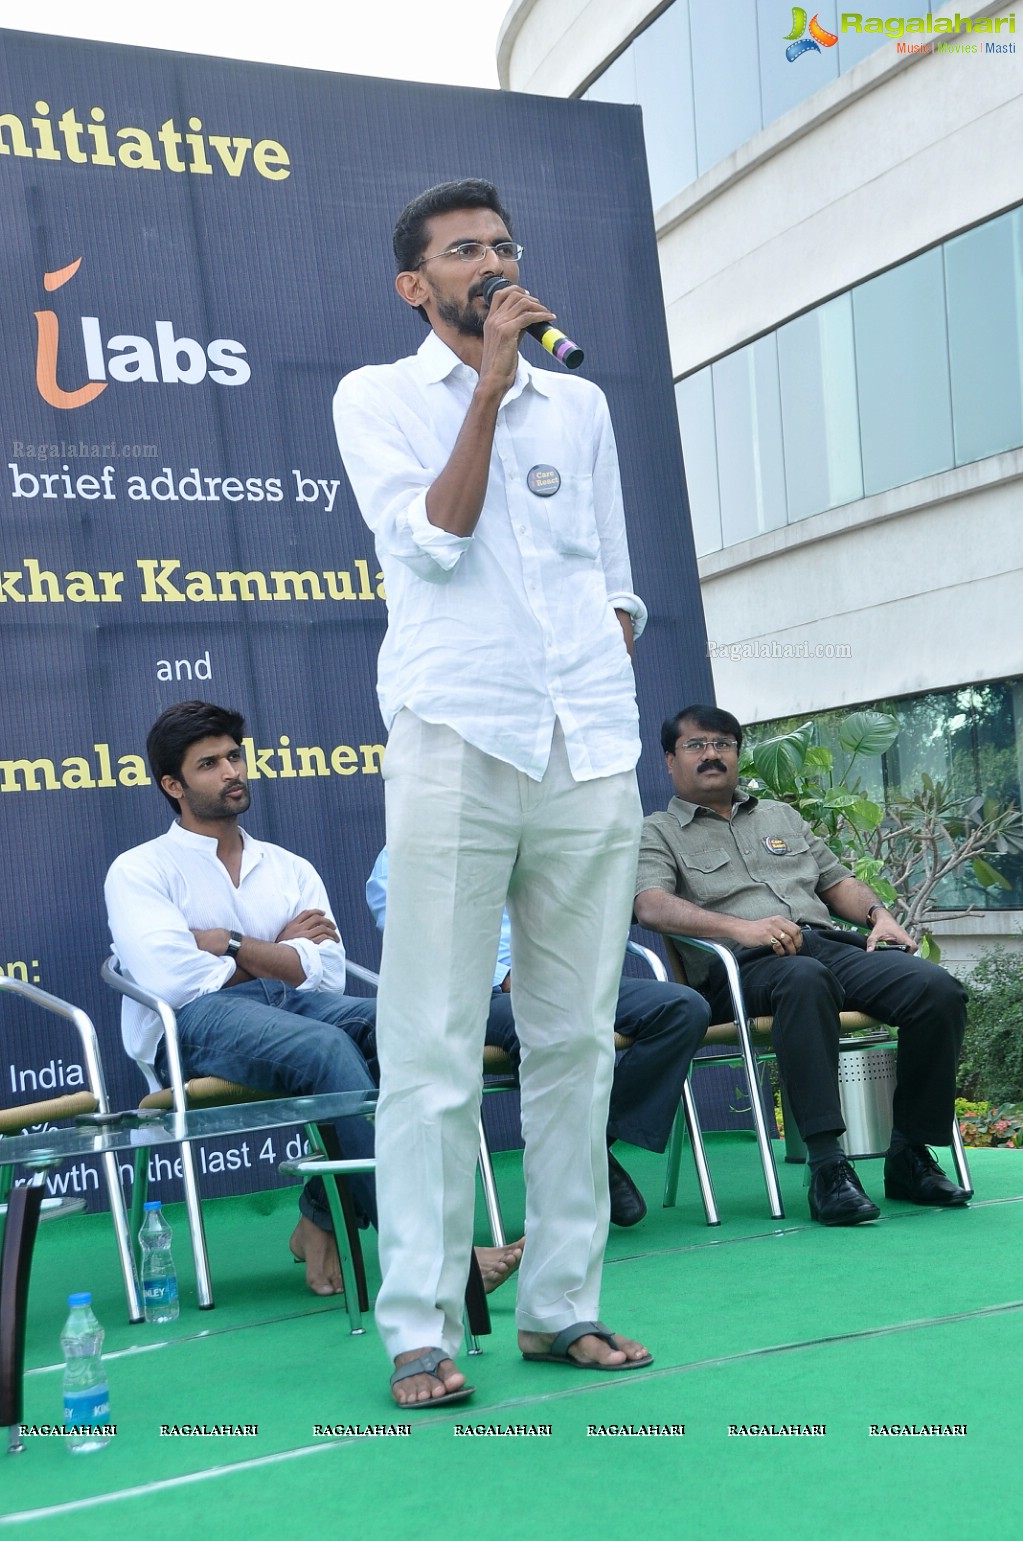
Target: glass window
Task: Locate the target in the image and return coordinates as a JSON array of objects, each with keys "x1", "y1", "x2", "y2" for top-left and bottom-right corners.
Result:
[
  {"x1": 945, "y1": 205, "x2": 1023, "y2": 465},
  {"x1": 712, "y1": 334, "x2": 787, "y2": 546},
  {"x1": 852, "y1": 246, "x2": 955, "y2": 496},
  {"x1": 635, "y1": 1, "x2": 697, "y2": 207},
  {"x1": 583, "y1": 2, "x2": 696, "y2": 209},
  {"x1": 582, "y1": 35, "x2": 637, "y2": 107},
  {"x1": 758, "y1": 0, "x2": 840, "y2": 128},
  {"x1": 689, "y1": 0, "x2": 763, "y2": 175},
  {"x1": 778, "y1": 293, "x2": 863, "y2": 521},
  {"x1": 582, "y1": 0, "x2": 913, "y2": 203},
  {"x1": 675, "y1": 207, "x2": 1023, "y2": 554},
  {"x1": 747, "y1": 678, "x2": 1023, "y2": 909},
  {"x1": 676, "y1": 371, "x2": 722, "y2": 556}
]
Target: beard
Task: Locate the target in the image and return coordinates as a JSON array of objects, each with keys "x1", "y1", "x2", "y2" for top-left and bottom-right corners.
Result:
[
  {"x1": 434, "y1": 283, "x2": 487, "y2": 338},
  {"x1": 178, "y1": 778, "x2": 251, "y2": 822}
]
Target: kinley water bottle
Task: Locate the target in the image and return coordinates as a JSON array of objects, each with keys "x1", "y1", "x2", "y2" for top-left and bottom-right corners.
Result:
[
  {"x1": 61, "y1": 1293, "x2": 112, "y2": 1452},
  {"x1": 139, "y1": 1199, "x2": 180, "y2": 1323}
]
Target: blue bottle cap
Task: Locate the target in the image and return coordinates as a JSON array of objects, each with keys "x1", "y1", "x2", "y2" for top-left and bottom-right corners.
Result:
[
  {"x1": 68, "y1": 1292, "x2": 91, "y2": 1306},
  {"x1": 143, "y1": 1200, "x2": 162, "y2": 1211}
]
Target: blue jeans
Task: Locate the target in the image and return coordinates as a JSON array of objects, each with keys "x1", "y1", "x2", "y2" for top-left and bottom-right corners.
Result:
[
  {"x1": 167, "y1": 980, "x2": 378, "y2": 1230},
  {"x1": 485, "y1": 976, "x2": 710, "y2": 1152}
]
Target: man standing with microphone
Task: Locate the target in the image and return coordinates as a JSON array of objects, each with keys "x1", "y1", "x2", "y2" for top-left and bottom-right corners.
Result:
[{"x1": 333, "y1": 178, "x2": 652, "y2": 1408}]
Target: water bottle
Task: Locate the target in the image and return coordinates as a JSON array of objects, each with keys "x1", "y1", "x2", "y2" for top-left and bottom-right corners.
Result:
[
  {"x1": 61, "y1": 1293, "x2": 111, "y2": 1452},
  {"x1": 139, "y1": 1199, "x2": 180, "y2": 1323}
]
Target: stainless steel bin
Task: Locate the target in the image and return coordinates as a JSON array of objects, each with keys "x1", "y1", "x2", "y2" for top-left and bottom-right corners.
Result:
[{"x1": 783, "y1": 1039, "x2": 897, "y2": 1162}]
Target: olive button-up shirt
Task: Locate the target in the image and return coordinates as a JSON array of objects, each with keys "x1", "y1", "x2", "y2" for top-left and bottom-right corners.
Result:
[{"x1": 636, "y1": 791, "x2": 851, "y2": 947}]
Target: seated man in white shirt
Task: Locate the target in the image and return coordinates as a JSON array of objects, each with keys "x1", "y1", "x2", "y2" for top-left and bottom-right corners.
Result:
[{"x1": 105, "y1": 699, "x2": 522, "y2": 1298}]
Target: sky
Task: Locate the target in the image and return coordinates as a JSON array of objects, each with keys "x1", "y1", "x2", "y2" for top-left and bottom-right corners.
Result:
[{"x1": 10, "y1": 0, "x2": 513, "y2": 89}]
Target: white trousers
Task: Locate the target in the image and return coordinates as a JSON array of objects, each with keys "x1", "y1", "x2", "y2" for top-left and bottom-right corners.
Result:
[{"x1": 373, "y1": 711, "x2": 642, "y2": 1360}]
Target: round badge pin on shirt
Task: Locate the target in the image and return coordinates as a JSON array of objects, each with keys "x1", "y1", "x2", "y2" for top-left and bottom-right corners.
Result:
[{"x1": 526, "y1": 465, "x2": 561, "y2": 497}]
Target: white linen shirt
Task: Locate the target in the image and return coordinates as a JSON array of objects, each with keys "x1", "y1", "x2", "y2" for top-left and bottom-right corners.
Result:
[
  {"x1": 104, "y1": 820, "x2": 347, "y2": 1065},
  {"x1": 333, "y1": 330, "x2": 645, "y2": 782}
]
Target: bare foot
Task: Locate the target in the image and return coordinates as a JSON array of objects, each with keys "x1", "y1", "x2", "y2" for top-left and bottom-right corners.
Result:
[
  {"x1": 518, "y1": 1327, "x2": 652, "y2": 1367},
  {"x1": 391, "y1": 1349, "x2": 467, "y2": 1407},
  {"x1": 289, "y1": 1215, "x2": 344, "y2": 1296},
  {"x1": 475, "y1": 1236, "x2": 524, "y2": 1294}
]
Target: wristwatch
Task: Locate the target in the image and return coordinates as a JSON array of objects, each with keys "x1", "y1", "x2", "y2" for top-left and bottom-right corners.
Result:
[
  {"x1": 225, "y1": 930, "x2": 243, "y2": 958},
  {"x1": 865, "y1": 903, "x2": 886, "y2": 926}
]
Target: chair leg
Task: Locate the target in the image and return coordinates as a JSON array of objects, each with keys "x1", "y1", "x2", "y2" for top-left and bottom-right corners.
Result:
[
  {"x1": 735, "y1": 1021, "x2": 785, "y2": 1220},
  {"x1": 178, "y1": 1139, "x2": 215, "y2": 1309},
  {"x1": 463, "y1": 1248, "x2": 490, "y2": 1352},
  {"x1": 307, "y1": 1123, "x2": 369, "y2": 1334},
  {"x1": 130, "y1": 1148, "x2": 149, "y2": 1271},
  {"x1": 661, "y1": 1104, "x2": 684, "y2": 1209},
  {"x1": 949, "y1": 1115, "x2": 974, "y2": 1197},
  {"x1": 477, "y1": 1116, "x2": 506, "y2": 1247},
  {"x1": 681, "y1": 1079, "x2": 720, "y2": 1226},
  {"x1": 0, "y1": 1176, "x2": 46, "y2": 1445},
  {"x1": 101, "y1": 1151, "x2": 143, "y2": 1323}
]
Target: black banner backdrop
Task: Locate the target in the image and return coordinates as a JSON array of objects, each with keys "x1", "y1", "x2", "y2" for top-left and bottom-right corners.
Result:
[{"x1": 0, "y1": 29, "x2": 711, "y2": 1209}]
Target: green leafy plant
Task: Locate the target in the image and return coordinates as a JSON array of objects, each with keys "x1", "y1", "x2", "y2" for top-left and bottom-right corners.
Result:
[
  {"x1": 741, "y1": 712, "x2": 1023, "y2": 957},
  {"x1": 955, "y1": 1099, "x2": 1023, "y2": 1148},
  {"x1": 957, "y1": 946, "x2": 1023, "y2": 1104}
]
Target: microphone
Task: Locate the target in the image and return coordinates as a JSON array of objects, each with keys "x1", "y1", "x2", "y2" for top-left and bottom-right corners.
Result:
[{"x1": 482, "y1": 276, "x2": 584, "y2": 369}]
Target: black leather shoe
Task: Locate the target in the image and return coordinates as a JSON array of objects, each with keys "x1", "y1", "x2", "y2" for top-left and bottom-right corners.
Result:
[
  {"x1": 608, "y1": 1149, "x2": 647, "y2": 1227},
  {"x1": 884, "y1": 1145, "x2": 971, "y2": 1206},
  {"x1": 808, "y1": 1158, "x2": 881, "y2": 1225}
]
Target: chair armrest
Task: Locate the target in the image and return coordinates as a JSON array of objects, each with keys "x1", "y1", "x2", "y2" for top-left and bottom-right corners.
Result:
[
  {"x1": 669, "y1": 935, "x2": 749, "y2": 1031},
  {"x1": 100, "y1": 956, "x2": 189, "y2": 1112},
  {"x1": 101, "y1": 954, "x2": 382, "y2": 1110},
  {"x1": 0, "y1": 975, "x2": 112, "y2": 1112},
  {"x1": 344, "y1": 960, "x2": 380, "y2": 992},
  {"x1": 625, "y1": 938, "x2": 668, "y2": 983}
]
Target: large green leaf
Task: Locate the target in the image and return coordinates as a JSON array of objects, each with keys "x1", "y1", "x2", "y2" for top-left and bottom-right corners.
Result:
[
  {"x1": 972, "y1": 857, "x2": 1012, "y2": 890},
  {"x1": 847, "y1": 799, "x2": 884, "y2": 831},
  {"x1": 749, "y1": 723, "x2": 814, "y2": 792},
  {"x1": 838, "y1": 710, "x2": 899, "y2": 760}
]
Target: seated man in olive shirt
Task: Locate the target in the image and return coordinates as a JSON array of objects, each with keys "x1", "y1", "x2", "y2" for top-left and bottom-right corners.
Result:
[{"x1": 634, "y1": 703, "x2": 970, "y2": 1226}]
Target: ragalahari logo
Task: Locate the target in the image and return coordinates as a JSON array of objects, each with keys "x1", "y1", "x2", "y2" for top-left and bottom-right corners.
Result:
[
  {"x1": 34, "y1": 258, "x2": 250, "y2": 411},
  {"x1": 784, "y1": 8, "x2": 839, "y2": 59}
]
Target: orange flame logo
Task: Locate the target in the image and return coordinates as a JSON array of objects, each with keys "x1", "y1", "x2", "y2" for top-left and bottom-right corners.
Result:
[{"x1": 34, "y1": 259, "x2": 106, "y2": 410}]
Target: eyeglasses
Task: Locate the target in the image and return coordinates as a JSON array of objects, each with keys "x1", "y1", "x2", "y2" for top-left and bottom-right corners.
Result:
[
  {"x1": 677, "y1": 738, "x2": 738, "y2": 754},
  {"x1": 415, "y1": 241, "x2": 524, "y2": 269}
]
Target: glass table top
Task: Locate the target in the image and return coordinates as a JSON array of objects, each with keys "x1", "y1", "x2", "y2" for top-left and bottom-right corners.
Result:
[{"x1": 0, "y1": 1090, "x2": 378, "y2": 1169}]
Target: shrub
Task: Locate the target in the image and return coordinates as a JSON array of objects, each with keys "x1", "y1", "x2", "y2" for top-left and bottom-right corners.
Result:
[
  {"x1": 957, "y1": 947, "x2": 1023, "y2": 1103},
  {"x1": 955, "y1": 1099, "x2": 1023, "y2": 1148}
]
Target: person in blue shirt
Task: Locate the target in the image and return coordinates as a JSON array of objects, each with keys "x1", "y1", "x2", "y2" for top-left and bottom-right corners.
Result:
[{"x1": 367, "y1": 846, "x2": 710, "y2": 1228}]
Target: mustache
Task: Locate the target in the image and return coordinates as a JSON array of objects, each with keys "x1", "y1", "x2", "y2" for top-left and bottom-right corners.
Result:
[
  {"x1": 221, "y1": 781, "x2": 248, "y2": 795},
  {"x1": 696, "y1": 760, "x2": 728, "y2": 775}
]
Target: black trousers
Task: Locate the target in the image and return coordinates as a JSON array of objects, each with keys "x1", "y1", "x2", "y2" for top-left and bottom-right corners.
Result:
[
  {"x1": 707, "y1": 928, "x2": 967, "y2": 1147},
  {"x1": 485, "y1": 976, "x2": 711, "y2": 1153}
]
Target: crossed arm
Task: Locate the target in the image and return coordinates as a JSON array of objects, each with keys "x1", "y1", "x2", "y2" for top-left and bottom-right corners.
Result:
[
  {"x1": 106, "y1": 852, "x2": 347, "y2": 1009},
  {"x1": 191, "y1": 909, "x2": 341, "y2": 987}
]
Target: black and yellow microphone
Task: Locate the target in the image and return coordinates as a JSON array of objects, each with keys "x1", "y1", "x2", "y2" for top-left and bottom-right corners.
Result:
[{"x1": 482, "y1": 276, "x2": 585, "y2": 369}]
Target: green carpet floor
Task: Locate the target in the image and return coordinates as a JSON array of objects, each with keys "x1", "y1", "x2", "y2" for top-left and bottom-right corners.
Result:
[{"x1": 3, "y1": 1138, "x2": 1021, "y2": 1540}]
